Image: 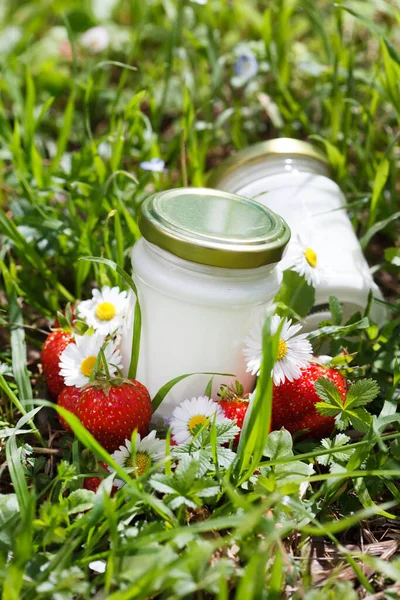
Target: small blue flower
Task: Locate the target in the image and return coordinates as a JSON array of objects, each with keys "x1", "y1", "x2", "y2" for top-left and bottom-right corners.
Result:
[
  {"x1": 139, "y1": 158, "x2": 166, "y2": 173},
  {"x1": 233, "y1": 54, "x2": 259, "y2": 82}
]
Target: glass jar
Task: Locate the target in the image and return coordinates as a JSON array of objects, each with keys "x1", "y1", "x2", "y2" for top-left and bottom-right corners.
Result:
[
  {"x1": 209, "y1": 138, "x2": 386, "y2": 328},
  {"x1": 120, "y1": 188, "x2": 290, "y2": 418}
]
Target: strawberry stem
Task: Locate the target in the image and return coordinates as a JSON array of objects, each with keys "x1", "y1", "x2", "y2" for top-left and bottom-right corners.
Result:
[{"x1": 99, "y1": 347, "x2": 111, "y2": 381}]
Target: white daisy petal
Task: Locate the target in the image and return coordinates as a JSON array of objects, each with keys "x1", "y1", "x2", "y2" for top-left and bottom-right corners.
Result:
[
  {"x1": 243, "y1": 314, "x2": 313, "y2": 386},
  {"x1": 170, "y1": 396, "x2": 224, "y2": 445},
  {"x1": 77, "y1": 285, "x2": 128, "y2": 335},
  {"x1": 59, "y1": 332, "x2": 122, "y2": 388},
  {"x1": 279, "y1": 235, "x2": 325, "y2": 287},
  {"x1": 110, "y1": 432, "x2": 166, "y2": 482}
]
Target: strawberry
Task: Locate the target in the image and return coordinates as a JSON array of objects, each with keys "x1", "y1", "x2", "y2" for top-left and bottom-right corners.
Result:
[
  {"x1": 271, "y1": 362, "x2": 347, "y2": 439},
  {"x1": 57, "y1": 386, "x2": 82, "y2": 432},
  {"x1": 84, "y1": 476, "x2": 104, "y2": 493},
  {"x1": 83, "y1": 462, "x2": 118, "y2": 494},
  {"x1": 76, "y1": 378, "x2": 152, "y2": 452},
  {"x1": 41, "y1": 330, "x2": 74, "y2": 399},
  {"x1": 217, "y1": 381, "x2": 250, "y2": 445}
]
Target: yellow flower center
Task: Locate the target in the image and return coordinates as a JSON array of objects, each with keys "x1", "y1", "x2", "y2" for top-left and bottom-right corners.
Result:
[
  {"x1": 304, "y1": 248, "x2": 317, "y2": 268},
  {"x1": 277, "y1": 339, "x2": 288, "y2": 361},
  {"x1": 188, "y1": 415, "x2": 208, "y2": 434},
  {"x1": 127, "y1": 452, "x2": 151, "y2": 476},
  {"x1": 80, "y1": 355, "x2": 98, "y2": 377},
  {"x1": 95, "y1": 301, "x2": 116, "y2": 321}
]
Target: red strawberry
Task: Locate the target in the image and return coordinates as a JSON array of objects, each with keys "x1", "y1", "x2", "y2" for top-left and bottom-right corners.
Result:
[
  {"x1": 217, "y1": 381, "x2": 250, "y2": 445},
  {"x1": 76, "y1": 379, "x2": 152, "y2": 452},
  {"x1": 84, "y1": 476, "x2": 104, "y2": 492},
  {"x1": 41, "y1": 330, "x2": 74, "y2": 399},
  {"x1": 83, "y1": 462, "x2": 118, "y2": 494},
  {"x1": 272, "y1": 363, "x2": 347, "y2": 439},
  {"x1": 57, "y1": 386, "x2": 82, "y2": 432}
]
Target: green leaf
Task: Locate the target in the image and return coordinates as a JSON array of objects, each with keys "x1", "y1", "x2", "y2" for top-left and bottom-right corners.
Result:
[
  {"x1": 0, "y1": 495, "x2": 20, "y2": 551},
  {"x1": 314, "y1": 378, "x2": 344, "y2": 408},
  {"x1": 329, "y1": 296, "x2": 343, "y2": 326},
  {"x1": 360, "y1": 211, "x2": 400, "y2": 249},
  {"x1": 368, "y1": 158, "x2": 390, "y2": 226},
  {"x1": 318, "y1": 434, "x2": 354, "y2": 466},
  {"x1": 307, "y1": 317, "x2": 370, "y2": 340},
  {"x1": 274, "y1": 270, "x2": 315, "y2": 318},
  {"x1": 315, "y1": 401, "x2": 342, "y2": 418},
  {"x1": 204, "y1": 376, "x2": 214, "y2": 398},
  {"x1": 263, "y1": 428, "x2": 293, "y2": 460},
  {"x1": 331, "y1": 352, "x2": 357, "y2": 367},
  {"x1": 345, "y1": 379, "x2": 380, "y2": 409},
  {"x1": 274, "y1": 460, "x2": 314, "y2": 484},
  {"x1": 346, "y1": 408, "x2": 373, "y2": 433},
  {"x1": 384, "y1": 247, "x2": 400, "y2": 267}
]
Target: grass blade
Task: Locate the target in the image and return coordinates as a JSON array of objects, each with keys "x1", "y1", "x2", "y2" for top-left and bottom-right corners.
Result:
[
  {"x1": 152, "y1": 372, "x2": 234, "y2": 411},
  {"x1": 7, "y1": 287, "x2": 33, "y2": 410}
]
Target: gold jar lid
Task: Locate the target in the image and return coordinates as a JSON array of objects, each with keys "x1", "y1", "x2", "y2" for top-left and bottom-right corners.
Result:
[
  {"x1": 208, "y1": 137, "x2": 329, "y2": 187},
  {"x1": 139, "y1": 187, "x2": 290, "y2": 269}
]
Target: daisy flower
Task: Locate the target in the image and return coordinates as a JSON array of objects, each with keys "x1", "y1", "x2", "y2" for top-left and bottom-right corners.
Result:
[
  {"x1": 111, "y1": 431, "x2": 166, "y2": 486},
  {"x1": 280, "y1": 235, "x2": 323, "y2": 287},
  {"x1": 170, "y1": 396, "x2": 225, "y2": 445},
  {"x1": 77, "y1": 286, "x2": 128, "y2": 336},
  {"x1": 59, "y1": 333, "x2": 122, "y2": 388},
  {"x1": 243, "y1": 314, "x2": 313, "y2": 386},
  {"x1": 80, "y1": 26, "x2": 109, "y2": 53}
]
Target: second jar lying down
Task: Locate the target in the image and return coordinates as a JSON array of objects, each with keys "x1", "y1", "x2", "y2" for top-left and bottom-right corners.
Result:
[
  {"x1": 209, "y1": 138, "x2": 386, "y2": 328},
  {"x1": 121, "y1": 188, "x2": 290, "y2": 419}
]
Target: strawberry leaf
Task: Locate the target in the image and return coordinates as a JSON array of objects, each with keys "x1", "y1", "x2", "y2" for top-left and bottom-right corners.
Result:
[
  {"x1": 346, "y1": 408, "x2": 373, "y2": 433},
  {"x1": 315, "y1": 401, "x2": 342, "y2": 418},
  {"x1": 329, "y1": 296, "x2": 343, "y2": 326},
  {"x1": 314, "y1": 378, "x2": 344, "y2": 408},
  {"x1": 334, "y1": 407, "x2": 373, "y2": 433},
  {"x1": 318, "y1": 434, "x2": 354, "y2": 466},
  {"x1": 316, "y1": 377, "x2": 376, "y2": 433},
  {"x1": 334, "y1": 412, "x2": 350, "y2": 431},
  {"x1": 345, "y1": 379, "x2": 380, "y2": 409}
]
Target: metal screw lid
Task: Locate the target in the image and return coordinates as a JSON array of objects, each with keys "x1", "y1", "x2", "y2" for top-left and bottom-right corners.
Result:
[{"x1": 139, "y1": 187, "x2": 290, "y2": 269}]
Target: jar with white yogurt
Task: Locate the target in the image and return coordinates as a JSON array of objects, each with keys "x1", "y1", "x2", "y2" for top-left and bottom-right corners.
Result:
[
  {"x1": 209, "y1": 138, "x2": 386, "y2": 328},
  {"x1": 121, "y1": 188, "x2": 290, "y2": 418}
]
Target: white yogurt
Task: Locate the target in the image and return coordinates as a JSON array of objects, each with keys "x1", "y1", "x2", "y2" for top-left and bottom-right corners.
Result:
[
  {"x1": 120, "y1": 188, "x2": 290, "y2": 418},
  {"x1": 210, "y1": 140, "x2": 386, "y2": 327}
]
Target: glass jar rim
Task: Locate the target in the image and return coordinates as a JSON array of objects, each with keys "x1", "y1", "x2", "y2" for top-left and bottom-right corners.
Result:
[{"x1": 208, "y1": 138, "x2": 329, "y2": 187}]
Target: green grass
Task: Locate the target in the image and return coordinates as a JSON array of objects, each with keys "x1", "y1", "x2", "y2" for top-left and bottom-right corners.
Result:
[{"x1": 0, "y1": 0, "x2": 399, "y2": 598}]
